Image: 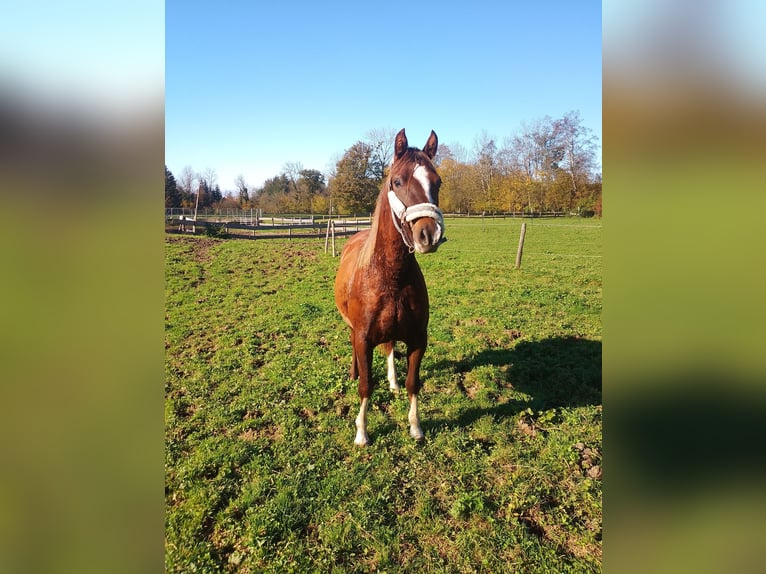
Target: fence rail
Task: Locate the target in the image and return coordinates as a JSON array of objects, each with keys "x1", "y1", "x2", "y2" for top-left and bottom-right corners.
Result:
[
  {"x1": 164, "y1": 209, "x2": 598, "y2": 243},
  {"x1": 165, "y1": 213, "x2": 371, "y2": 241},
  {"x1": 164, "y1": 208, "x2": 373, "y2": 222},
  {"x1": 165, "y1": 208, "x2": 593, "y2": 224}
]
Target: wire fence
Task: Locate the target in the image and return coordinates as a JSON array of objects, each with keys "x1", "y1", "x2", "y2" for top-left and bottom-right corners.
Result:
[
  {"x1": 164, "y1": 209, "x2": 602, "y2": 261},
  {"x1": 164, "y1": 207, "x2": 600, "y2": 223}
]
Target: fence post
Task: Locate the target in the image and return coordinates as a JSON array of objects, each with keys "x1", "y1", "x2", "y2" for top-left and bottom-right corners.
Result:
[
  {"x1": 515, "y1": 223, "x2": 527, "y2": 269},
  {"x1": 331, "y1": 220, "x2": 336, "y2": 257},
  {"x1": 324, "y1": 219, "x2": 331, "y2": 253}
]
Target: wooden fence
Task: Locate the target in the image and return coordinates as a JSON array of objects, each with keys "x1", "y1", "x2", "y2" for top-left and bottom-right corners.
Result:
[{"x1": 165, "y1": 214, "x2": 371, "y2": 243}]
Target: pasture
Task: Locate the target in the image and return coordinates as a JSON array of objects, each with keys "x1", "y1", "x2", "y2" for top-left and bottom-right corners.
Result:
[{"x1": 165, "y1": 217, "x2": 602, "y2": 573}]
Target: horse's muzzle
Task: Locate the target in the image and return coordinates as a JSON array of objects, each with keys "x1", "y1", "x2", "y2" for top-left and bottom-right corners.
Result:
[
  {"x1": 411, "y1": 217, "x2": 445, "y2": 253},
  {"x1": 388, "y1": 191, "x2": 445, "y2": 253}
]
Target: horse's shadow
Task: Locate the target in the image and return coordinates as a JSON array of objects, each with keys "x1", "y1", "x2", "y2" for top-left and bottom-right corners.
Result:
[{"x1": 423, "y1": 336, "x2": 601, "y2": 432}]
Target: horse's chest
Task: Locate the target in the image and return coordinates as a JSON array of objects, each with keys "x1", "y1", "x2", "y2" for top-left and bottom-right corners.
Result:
[
  {"x1": 370, "y1": 287, "x2": 426, "y2": 338},
  {"x1": 347, "y1": 265, "x2": 427, "y2": 342},
  {"x1": 378, "y1": 295, "x2": 408, "y2": 325}
]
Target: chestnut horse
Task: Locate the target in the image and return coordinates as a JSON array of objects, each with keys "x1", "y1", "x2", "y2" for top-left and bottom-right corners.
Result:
[{"x1": 334, "y1": 128, "x2": 445, "y2": 446}]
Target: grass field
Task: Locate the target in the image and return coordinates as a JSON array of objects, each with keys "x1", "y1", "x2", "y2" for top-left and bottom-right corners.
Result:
[{"x1": 165, "y1": 217, "x2": 602, "y2": 573}]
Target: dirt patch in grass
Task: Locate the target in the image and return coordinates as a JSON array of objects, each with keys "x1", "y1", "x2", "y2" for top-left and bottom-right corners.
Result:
[
  {"x1": 166, "y1": 235, "x2": 222, "y2": 264},
  {"x1": 238, "y1": 424, "x2": 283, "y2": 442}
]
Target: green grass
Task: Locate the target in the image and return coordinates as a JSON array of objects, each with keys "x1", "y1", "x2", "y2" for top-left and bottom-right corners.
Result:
[{"x1": 165, "y1": 217, "x2": 602, "y2": 573}]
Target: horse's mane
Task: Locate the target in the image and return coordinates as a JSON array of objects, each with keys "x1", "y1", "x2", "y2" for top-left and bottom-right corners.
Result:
[{"x1": 357, "y1": 179, "x2": 387, "y2": 269}]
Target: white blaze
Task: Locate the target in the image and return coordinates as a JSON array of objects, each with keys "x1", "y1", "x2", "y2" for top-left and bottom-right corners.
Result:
[{"x1": 412, "y1": 164, "x2": 433, "y2": 204}]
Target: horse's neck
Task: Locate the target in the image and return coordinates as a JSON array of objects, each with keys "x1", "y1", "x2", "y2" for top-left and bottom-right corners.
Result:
[{"x1": 361, "y1": 188, "x2": 411, "y2": 271}]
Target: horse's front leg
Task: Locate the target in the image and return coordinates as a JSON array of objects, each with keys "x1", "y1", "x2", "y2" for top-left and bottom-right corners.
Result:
[
  {"x1": 353, "y1": 333, "x2": 374, "y2": 446},
  {"x1": 404, "y1": 344, "x2": 426, "y2": 441}
]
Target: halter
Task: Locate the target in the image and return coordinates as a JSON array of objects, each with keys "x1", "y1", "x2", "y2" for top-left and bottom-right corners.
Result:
[{"x1": 387, "y1": 184, "x2": 445, "y2": 253}]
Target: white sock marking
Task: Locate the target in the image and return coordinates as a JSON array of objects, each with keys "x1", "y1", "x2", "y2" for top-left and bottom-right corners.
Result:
[
  {"x1": 408, "y1": 395, "x2": 424, "y2": 440},
  {"x1": 354, "y1": 397, "x2": 370, "y2": 446},
  {"x1": 387, "y1": 348, "x2": 399, "y2": 392}
]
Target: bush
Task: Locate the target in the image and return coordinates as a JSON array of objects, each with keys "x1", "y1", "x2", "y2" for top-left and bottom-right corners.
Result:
[{"x1": 203, "y1": 221, "x2": 228, "y2": 238}]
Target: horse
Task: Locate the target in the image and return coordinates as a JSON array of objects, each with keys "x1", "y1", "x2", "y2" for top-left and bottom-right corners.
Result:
[{"x1": 334, "y1": 128, "x2": 445, "y2": 446}]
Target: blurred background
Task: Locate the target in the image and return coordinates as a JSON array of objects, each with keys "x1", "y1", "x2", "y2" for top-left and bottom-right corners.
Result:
[
  {"x1": 0, "y1": 2, "x2": 164, "y2": 573},
  {"x1": 604, "y1": 1, "x2": 766, "y2": 573},
  {"x1": 1, "y1": 1, "x2": 764, "y2": 572}
]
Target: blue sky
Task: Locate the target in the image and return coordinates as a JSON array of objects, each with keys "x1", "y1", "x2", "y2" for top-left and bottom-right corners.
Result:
[
  {"x1": 166, "y1": 1, "x2": 602, "y2": 192},
  {"x1": 1, "y1": 1, "x2": 163, "y2": 112}
]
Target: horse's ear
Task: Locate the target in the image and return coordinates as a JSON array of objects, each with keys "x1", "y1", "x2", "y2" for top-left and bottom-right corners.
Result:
[
  {"x1": 423, "y1": 130, "x2": 438, "y2": 159},
  {"x1": 394, "y1": 128, "x2": 408, "y2": 160}
]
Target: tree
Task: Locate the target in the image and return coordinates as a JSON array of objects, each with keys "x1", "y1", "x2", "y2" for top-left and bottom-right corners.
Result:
[
  {"x1": 194, "y1": 168, "x2": 219, "y2": 209},
  {"x1": 331, "y1": 142, "x2": 379, "y2": 214},
  {"x1": 365, "y1": 128, "x2": 397, "y2": 181},
  {"x1": 211, "y1": 184, "x2": 223, "y2": 206},
  {"x1": 196, "y1": 180, "x2": 210, "y2": 208},
  {"x1": 178, "y1": 165, "x2": 196, "y2": 208},
  {"x1": 298, "y1": 169, "x2": 325, "y2": 195},
  {"x1": 552, "y1": 111, "x2": 599, "y2": 211},
  {"x1": 282, "y1": 161, "x2": 304, "y2": 195},
  {"x1": 218, "y1": 192, "x2": 240, "y2": 209},
  {"x1": 235, "y1": 174, "x2": 249, "y2": 207},
  {"x1": 473, "y1": 132, "x2": 499, "y2": 213},
  {"x1": 199, "y1": 167, "x2": 217, "y2": 192},
  {"x1": 165, "y1": 165, "x2": 182, "y2": 208},
  {"x1": 296, "y1": 169, "x2": 326, "y2": 213},
  {"x1": 438, "y1": 157, "x2": 474, "y2": 213},
  {"x1": 507, "y1": 117, "x2": 563, "y2": 212},
  {"x1": 257, "y1": 174, "x2": 291, "y2": 212},
  {"x1": 260, "y1": 174, "x2": 291, "y2": 197}
]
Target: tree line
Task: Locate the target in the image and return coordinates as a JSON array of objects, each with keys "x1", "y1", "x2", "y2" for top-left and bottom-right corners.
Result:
[{"x1": 165, "y1": 111, "x2": 601, "y2": 217}]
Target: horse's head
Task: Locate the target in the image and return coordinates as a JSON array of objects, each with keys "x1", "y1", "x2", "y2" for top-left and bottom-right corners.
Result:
[{"x1": 387, "y1": 128, "x2": 445, "y2": 254}]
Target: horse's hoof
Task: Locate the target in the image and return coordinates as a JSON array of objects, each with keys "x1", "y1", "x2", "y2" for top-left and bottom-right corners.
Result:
[
  {"x1": 354, "y1": 432, "x2": 370, "y2": 447},
  {"x1": 410, "y1": 428, "x2": 425, "y2": 441}
]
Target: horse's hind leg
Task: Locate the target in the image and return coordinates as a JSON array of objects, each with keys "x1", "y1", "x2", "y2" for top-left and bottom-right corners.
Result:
[
  {"x1": 382, "y1": 341, "x2": 399, "y2": 392},
  {"x1": 353, "y1": 334, "x2": 374, "y2": 446},
  {"x1": 404, "y1": 344, "x2": 426, "y2": 441},
  {"x1": 349, "y1": 330, "x2": 358, "y2": 380}
]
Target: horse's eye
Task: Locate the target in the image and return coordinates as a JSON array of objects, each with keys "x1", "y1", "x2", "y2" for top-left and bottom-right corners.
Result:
[{"x1": 393, "y1": 178, "x2": 402, "y2": 188}]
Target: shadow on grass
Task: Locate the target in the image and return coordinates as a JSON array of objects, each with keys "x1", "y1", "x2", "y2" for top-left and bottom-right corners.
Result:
[
  {"x1": 425, "y1": 336, "x2": 601, "y2": 431},
  {"x1": 607, "y1": 371, "x2": 766, "y2": 496}
]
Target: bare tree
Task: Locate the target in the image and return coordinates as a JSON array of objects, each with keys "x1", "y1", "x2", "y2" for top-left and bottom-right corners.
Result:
[
  {"x1": 325, "y1": 152, "x2": 340, "y2": 181},
  {"x1": 282, "y1": 161, "x2": 304, "y2": 193},
  {"x1": 473, "y1": 130, "x2": 498, "y2": 213},
  {"x1": 448, "y1": 142, "x2": 469, "y2": 164},
  {"x1": 364, "y1": 127, "x2": 397, "y2": 181},
  {"x1": 178, "y1": 165, "x2": 196, "y2": 195},
  {"x1": 235, "y1": 174, "x2": 249, "y2": 207},
  {"x1": 552, "y1": 111, "x2": 598, "y2": 211},
  {"x1": 508, "y1": 117, "x2": 562, "y2": 212},
  {"x1": 197, "y1": 167, "x2": 217, "y2": 191}
]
